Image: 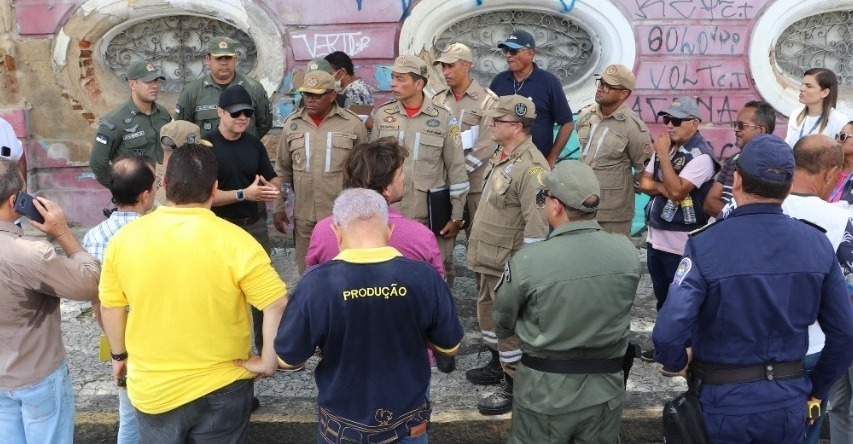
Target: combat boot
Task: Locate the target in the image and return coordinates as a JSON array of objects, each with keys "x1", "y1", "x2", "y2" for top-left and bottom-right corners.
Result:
[
  {"x1": 477, "y1": 373, "x2": 513, "y2": 415},
  {"x1": 465, "y1": 347, "x2": 502, "y2": 385}
]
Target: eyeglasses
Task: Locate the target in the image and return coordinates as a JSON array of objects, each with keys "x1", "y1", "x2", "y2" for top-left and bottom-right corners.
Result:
[
  {"x1": 501, "y1": 48, "x2": 531, "y2": 56},
  {"x1": 302, "y1": 91, "x2": 330, "y2": 100},
  {"x1": 535, "y1": 189, "x2": 557, "y2": 209},
  {"x1": 731, "y1": 121, "x2": 762, "y2": 131},
  {"x1": 228, "y1": 109, "x2": 254, "y2": 119},
  {"x1": 837, "y1": 132, "x2": 852, "y2": 143},
  {"x1": 661, "y1": 115, "x2": 696, "y2": 127},
  {"x1": 492, "y1": 118, "x2": 522, "y2": 126},
  {"x1": 595, "y1": 78, "x2": 627, "y2": 93}
]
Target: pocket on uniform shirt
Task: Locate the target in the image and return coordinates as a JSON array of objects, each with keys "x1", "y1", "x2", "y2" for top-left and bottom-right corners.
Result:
[
  {"x1": 326, "y1": 133, "x2": 357, "y2": 174},
  {"x1": 287, "y1": 134, "x2": 307, "y2": 172},
  {"x1": 594, "y1": 131, "x2": 629, "y2": 166},
  {"x1": 413, "y1": 133, "x2": 444, "y2": 180}
]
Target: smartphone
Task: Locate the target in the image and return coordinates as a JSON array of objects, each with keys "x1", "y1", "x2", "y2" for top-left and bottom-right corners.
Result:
[{"x1": 14, "y1": 191, "x2": 45, "y2": 224}]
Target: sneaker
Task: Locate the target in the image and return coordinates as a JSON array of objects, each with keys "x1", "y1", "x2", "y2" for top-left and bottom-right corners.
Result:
[
  {"x1": 640, "y1": 348, "x2": 655, "y2": 363},
  {"x1": 465, "y1": 347, "x2": 503, "y2": 385},
  {"x1": 435, "y1": 354, "x2": 456, "y2": 373},
  {"x1": 478, "y1": 374, "x2": 513, "y2": 415}
]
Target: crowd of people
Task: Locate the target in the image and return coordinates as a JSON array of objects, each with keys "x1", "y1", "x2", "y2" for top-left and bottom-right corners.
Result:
[{"x1": 1, "y1": 28, "x2": 852, "y2": 444}]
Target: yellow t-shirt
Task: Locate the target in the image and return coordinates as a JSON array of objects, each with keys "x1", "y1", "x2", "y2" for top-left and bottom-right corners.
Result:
[{"x1": 100, "y1": 206, "x2": 286, "y2": 413}]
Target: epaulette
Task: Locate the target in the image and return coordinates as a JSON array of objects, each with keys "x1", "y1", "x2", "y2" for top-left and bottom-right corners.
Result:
[
  {"x1": 795, "y1": 218, "x2": 828, "y2": 234},
  {"x1": 629, "y1": 112, "x2": 650, "y2": 131},
  {"x1": 339, "y1": 107, "x2": 362, "y2": 120},
  {"x1": 378, "y1": 98, "x2": 398, "y2": 108},
  {"x1": 98, "y1": 119, "x2": 116, "y2": 130},
  {"x1": 577, "y1": 103, "x2": 596, "y2": 122}
]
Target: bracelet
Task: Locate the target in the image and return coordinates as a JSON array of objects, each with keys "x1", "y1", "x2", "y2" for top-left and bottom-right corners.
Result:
[{"x1": 111, "y1": 351, "x2": 128, "y2": 361}]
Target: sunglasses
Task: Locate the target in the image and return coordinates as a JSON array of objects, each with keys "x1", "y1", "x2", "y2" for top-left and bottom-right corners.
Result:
[
  {"x1": 595, "y1": 78, "x2": 627, "y2": 93},
  {"x1": 837, "y1": 132, "x2": 852, "y2": 143},
  {"x1": 661, "y1": 115, "x2": 696, "y2": 127},
  {"x1": 501, "y1": 48, "x2": 531, "y2": 56},
  {"x1": 731, "y1": 121, "x2": 762, "y2": 131},
  {"x1": 228, "y1": 109, "x2": 254, "y2": 119}
]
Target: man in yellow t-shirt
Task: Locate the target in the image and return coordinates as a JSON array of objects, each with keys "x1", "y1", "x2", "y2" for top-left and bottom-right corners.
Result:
[{"x1": 99, "y1": 144, "x2": 287, "y2": 442}]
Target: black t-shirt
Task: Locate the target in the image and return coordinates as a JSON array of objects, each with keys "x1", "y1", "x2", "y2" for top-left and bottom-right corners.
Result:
[{"x1": 208, "y1": 129, "x2": 277, "y2": 220}]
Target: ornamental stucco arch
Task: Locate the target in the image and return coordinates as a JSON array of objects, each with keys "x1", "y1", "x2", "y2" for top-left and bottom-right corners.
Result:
[
  {"x1": 749, "y1": 0, "x2": 853, "y2": 118},
  {"x1": 52, "y1": 0, "x2": 284, "y2": 113},
  {"x1": 400, "y1": 0, "x2": 635, "y2": 110}
]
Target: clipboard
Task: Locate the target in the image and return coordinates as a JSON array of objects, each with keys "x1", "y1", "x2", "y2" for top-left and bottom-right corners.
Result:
[{"x1": 427, "y1": 186, "x2": 451, "y2": 236}]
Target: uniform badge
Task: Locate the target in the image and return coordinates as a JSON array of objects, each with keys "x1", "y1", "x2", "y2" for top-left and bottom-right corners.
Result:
[
  {"x1": 219, "y1": 41, "x2": 229, "y2": 49},
  {"x1": 394, "y1": 56, "x2": 406, "y2": 66},
  {"x1": 187, "y1": 134, "x2": 196, "y2": 143},
  {"x1": 606, "y1": 65, "x2": 617, "y2": 75},
  {"x1": 203, "y1": 122, "x2": 212, "y2": 130},
  {"x1": 290, "y1": 122, "x2": 298, "y2": 130},
  {"x1": 95, "y1": 134, "x2": 109, "y2": 145},
  {"x1": 146, "y1": 64, "x2": 155, "y2": 72},
  {"x1": 305, "y1": 75, "x2": 319, "y2": 88},
  {"x1": 514, "y1": 103, "x2": 528, "y2": 116},
  {"x1": 527, "y1": 166, "x2": 545, "y2": 176},
  {"x1": 123, "y1": 117, "x2": 133, "y2": 124},
  {"x1": 643, "y1": 143, "x2": 653, "y2": 154},
  {"x1": 175, "y1": 106, "x2": 181, "y2": 115},
  {"x1": 673, "y1": 157, "x2": 686, "y2": 169},
  {"x1": 426, "y1": 119, "x2": 440, "y2": 127},
  {"x1": 384, "y1": 116, "x2": 396, "y2": 123},
  {"x1": 673, "y1": 258, "x2": 692, "y2": 285},
  {"x1": 124, "y1": 124, "x2": 139, "y2": 133}
]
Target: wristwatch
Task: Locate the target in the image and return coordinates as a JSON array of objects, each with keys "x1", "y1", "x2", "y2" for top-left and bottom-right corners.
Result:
[
  {"x1": 111, "y1": 351, "x2": 128, "y2": 361},
  {"x1": 452, "y1": 219, "x2": 466, "y2": 229},
  {"x1": 236, "y1": 189, "x2": 245, "y2": 201}
]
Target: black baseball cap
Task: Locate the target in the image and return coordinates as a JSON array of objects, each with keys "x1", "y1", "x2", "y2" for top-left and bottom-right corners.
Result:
[
  {"x1": 498, "y1": 30, "x2": 536, "y2": 50},
  {"x1": 218, "y1": 85, "x2": 253, "y2": 113}
]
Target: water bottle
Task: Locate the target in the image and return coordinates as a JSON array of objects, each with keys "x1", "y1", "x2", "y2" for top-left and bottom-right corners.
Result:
[
  {"x1": 661, "y1": 199, "x2": 678, "y2": 222},
  {"x1": 681, "y1": 196, "x2": 697, "y2": 224}
]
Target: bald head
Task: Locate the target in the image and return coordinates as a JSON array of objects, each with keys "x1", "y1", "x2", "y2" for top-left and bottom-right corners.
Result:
[
  {"x1": 109, "y1": 155, "x2": 155, "y2": 207},
  {"x1": 793, "y1": 134, "x2": 842, "y2": 175}
]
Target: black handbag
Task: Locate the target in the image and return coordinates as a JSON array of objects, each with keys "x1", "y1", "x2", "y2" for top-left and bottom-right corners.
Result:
[{"x1": 662, "y1": 377, "x2": 712, "y2": 444}]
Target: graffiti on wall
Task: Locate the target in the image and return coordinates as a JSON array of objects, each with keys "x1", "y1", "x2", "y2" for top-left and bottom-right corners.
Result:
[
  {"x1": 292, "y1": 32, "x2": 371, "y2": 58},
  {"x1": 621, "y1": 0, "x2": 764, "y2": 20}
]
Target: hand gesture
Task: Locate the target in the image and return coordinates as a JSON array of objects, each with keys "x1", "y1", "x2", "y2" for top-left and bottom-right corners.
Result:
[{"x1": 245, "y1": 175, "x2": 280, "y2": 202}]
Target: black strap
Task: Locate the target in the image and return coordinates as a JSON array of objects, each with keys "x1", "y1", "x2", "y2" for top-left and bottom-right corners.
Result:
[
  {"x1": 521, "y1": 354, "x2": 623, "y2": 374},
  {"x1": 692, "y1": 360, "x2": 803, "y2": 385}
]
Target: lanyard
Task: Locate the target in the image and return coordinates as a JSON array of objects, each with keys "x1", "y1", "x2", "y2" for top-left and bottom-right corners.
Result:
[
  {"x1": 829, "y1": 172, "x2": 853, "y2": 202},
  {"x1": 799, "y1": 114, "x2": 823, "y2": 139}
]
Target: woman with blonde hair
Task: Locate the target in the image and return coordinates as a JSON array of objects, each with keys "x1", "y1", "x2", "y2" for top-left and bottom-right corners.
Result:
[{"x1": 785, "y1": 68, "x2": 849, "y2": 147}]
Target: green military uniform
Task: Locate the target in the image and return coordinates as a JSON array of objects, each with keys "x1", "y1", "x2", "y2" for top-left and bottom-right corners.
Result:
[
  {"x1": 275, "y1": 71, "x2": 368, "y2": 274},
  {"x1": 89, "y1": 100, "x2": 171, "y2": 187},
  {"x1": 369, "y1": 55, "x2": 469, "y2": 286},
  {"x1": 492, "y1": 161, "x2": 641, "y2": 443},
  {"x1": 175, "y1": 72, "x2": 272, "y2": 138},
  {"x1": 432, "y1": 80, "x2": 498, "y2": 238},
  {"x1": 577, "y1": 64, "x2": 652, "y2": 235}
]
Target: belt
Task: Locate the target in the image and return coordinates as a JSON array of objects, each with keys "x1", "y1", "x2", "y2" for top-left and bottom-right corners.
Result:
[
  {"x1": 223, "y1": 212, "x2": 262, "y2": 227},
  {"x1": 521, "y1": 354, "x2": 623, "y2": 374},
  {"x1": 692, "y1": 360, "x2": 803, "y2": 385}
]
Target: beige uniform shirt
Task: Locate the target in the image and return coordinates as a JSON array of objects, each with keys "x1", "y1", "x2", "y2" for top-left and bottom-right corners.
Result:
[
  {"x1": 577, "y1": 102, "x2": 652, "y2": 222},
  {"x1": 370, "y1": 97, "x2": 469, "y2": 222},
  {"x1": 0, "y1": 221, "x2": 100, "y2": 389},
  {"x1": 467, "y1": 137, "x2": 549, "y2": 275},
  {"x1": 432, "y1": 80, "x2": 498, "y2": 194},
  {"x1": 276, "y1": 104, "x2": 368, "y2": 222}
]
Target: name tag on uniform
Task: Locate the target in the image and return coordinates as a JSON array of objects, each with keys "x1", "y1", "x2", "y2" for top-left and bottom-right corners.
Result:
[
  {"x1": 95, "y1": 134, "x2": 109, "y2": 144},
  {"x1": 123, "y1": 131, "x2": 144, "y2": 141},
  {"x1": 195, "y1": 104, "x2": 217, "y2": 112}
]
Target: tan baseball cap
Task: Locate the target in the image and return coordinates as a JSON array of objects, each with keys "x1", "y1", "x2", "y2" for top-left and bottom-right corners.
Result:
[
  {"x1": 484, "y1": 95, "x2": 537, "y2": 119},
  {"x1": 298, "y1": 70, "x2": 336, "y2": 94},
  {"x1": 433, "y1": 43, "x2": 473, "y2": 65},
  {"x1": 536, "y1": 160, "x2": 600, "y2": 213},
  {"x1": 209, "y1": 36, "x2": 237, "y2": 57},
  {"x1": 390, "y1": 55, "x2": 429, "y2": 78},
  {"x1": 598, "y1": 64, "x2": 635, "y2": 91},
  {"x1": 160, "y1": 121, "x2": 202, "y2": 151}
]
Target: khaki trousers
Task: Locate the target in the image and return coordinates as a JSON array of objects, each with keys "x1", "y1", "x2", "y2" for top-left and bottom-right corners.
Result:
[
  {"x1": 477, "y1": 272, "x2": 520, "y2": 377},
  {"x1": 437, "y1": 235, "x2": 456, "y2": 288},
  {"x1": 294, "y1": 218, "x2": 316, "y2": 275}
]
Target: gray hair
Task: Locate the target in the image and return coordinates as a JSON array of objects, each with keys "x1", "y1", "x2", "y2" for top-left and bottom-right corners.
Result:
[
  {"x1": 332, "y1": 188, "x2": 388, "y2": 229},
  {"x1": 0, "y1": 158, "x2": 23, "y2": 204}
]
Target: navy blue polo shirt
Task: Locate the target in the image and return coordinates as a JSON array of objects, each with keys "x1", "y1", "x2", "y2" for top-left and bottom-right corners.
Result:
[
  {"x1": 275, "y1": 247, "x2": 463, "y2": 429},
  {"x1": 490, "y1": 63, "x2": 574, "y2": 157}
]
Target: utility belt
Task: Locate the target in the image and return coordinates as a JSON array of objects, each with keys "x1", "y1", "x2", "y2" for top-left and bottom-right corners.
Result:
[
  {"x1": 691, "y1": 360, "x2": 803, "y2": 385},
  {"x1": 223, "y1": 209, "x2": 263, "y2": 227},
  {"x1": 521, "y1": 353, "x2": 623, "y2": 374},
  {"x1": 317, "y1": 402, "x2": 430, "y2": 444}
]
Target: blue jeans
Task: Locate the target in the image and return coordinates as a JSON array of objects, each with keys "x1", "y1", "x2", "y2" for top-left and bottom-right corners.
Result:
[
  {"x1": 0, "y1": 360, "x2": 75, "y2": 444},
  {"x1": 117, "y1": 388, "x2": 138, "y2": 444},
  {"x1": 802, "y1": 352, "x2": 826, "y2": 444},
  {"x1": 646, "y1": 245, "x2": 683, "y2": 311},
  {"x1": 398, "y1": 433, "x2": 428, "y2": 443}
]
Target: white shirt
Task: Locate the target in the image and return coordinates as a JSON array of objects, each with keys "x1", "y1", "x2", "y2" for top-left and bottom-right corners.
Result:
[
  {"x1": 785, "y1": 107, "x2": 849, "y2": 147},
  {"x1": 0, "y1": 118, "x2": 23, "y2": 161}
]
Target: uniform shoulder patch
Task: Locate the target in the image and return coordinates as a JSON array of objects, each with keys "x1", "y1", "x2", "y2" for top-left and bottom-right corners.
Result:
[
  {"x1": 98, "y1": 119, "x2": 116, "y2": 130},
  {"x1": 527, "y1": 166, "x2": 546, "y2": 176},
  {"x1": 673, "y1": 258, "x2": 692, "y2": 285},
  {"x1": 95, "y1": 133, "x2": 110, "y2": 145},
  {"x1": 642, "y1": 142, "x2": 653, "y2": 154},
  {"x1": 630, "y1": 112, "x2": 650, "y2": 131}
]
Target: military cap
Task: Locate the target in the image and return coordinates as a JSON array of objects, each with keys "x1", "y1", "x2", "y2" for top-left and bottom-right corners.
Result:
[
  {"x1": 126, "y1": 61, "x2": 165, "y2": 82},
  {"x1": 658, "y1": 96, "x2": 702, "y2": 121},
  {"x1": 391, "y1": 55, "x2": 429, "y2": 78},
  {"x1": 298, "y1": 70, "x2": 336, "y2": 95},
  {"x1": 209, "y1": 36, "x2": 237, "y2": 57},
  {"x1": 484, "y1": 95, "x2": 537, "y2": 119},
  {"x1": 536, "y1": 160, "x2": 600, "y2": 213},
  {"x1": 433, "y1": 43, "x2": 473, "y2": 65},
  {"x1": 597, "y1": 64, "x2": 636, "y2": 91}
]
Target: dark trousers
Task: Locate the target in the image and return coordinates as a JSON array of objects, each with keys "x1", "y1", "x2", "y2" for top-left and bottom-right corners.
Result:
[
  {"x1": 135, "y1": 378, "x2": 254, "y2": 444},
  {"x1": 238, "y1": 215, "x2": 271, "y2": 353},
  {"x1": 646, "y1": 245, "x2": 682, "y2": 311},
  {"x1": 703, "y1": 402, "x2": 806, "y2": 444}
]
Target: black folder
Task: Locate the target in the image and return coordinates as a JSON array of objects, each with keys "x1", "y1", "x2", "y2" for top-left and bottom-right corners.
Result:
[{"x1": 427, "y1": 186, "x2": 451, "y2": 236}]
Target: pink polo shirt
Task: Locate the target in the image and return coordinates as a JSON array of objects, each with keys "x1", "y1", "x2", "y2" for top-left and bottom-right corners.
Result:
[{"x1": 306, "y1": 208, "x2": 445, "y2": 277}]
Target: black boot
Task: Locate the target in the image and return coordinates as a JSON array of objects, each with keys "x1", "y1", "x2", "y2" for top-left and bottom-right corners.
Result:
[
  {"x1": 478, "y1": 373, "x2": 513, "y2": 415},
  {"x1": 465, "y1": 347, "x2": 503, "y2": 385}
]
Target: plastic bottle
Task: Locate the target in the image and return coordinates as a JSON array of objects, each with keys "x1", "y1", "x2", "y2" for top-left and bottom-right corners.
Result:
[
  {"x1": 661, "y1": 199, "x2": 678, "y2": 222},
  {"x1": 681, "y1": 196, "x2": 697, "y2": 224}
]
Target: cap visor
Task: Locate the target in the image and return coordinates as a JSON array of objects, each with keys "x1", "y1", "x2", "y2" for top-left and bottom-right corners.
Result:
[
  {"x1": 390, "y1": 66, "x2": 415, "y2": 75},
  {"x1": 210, "y1": 52, "x2": 237, "y2": 57},
  {"x1": 433, "y1": 56, "x2": 457, "y2": 65},
  {"x1": 138, "y1": 74, "x2": 165, "y2": 82},
  {"x1": 499, "y1": 42, "x2": 524, "y2": 49},
  {"x1": 224, "y1": 104, "x2": 253, "y2": 113},
  {"x1": 297, "y1": 87, "x2": 330, "y2": 94}
]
